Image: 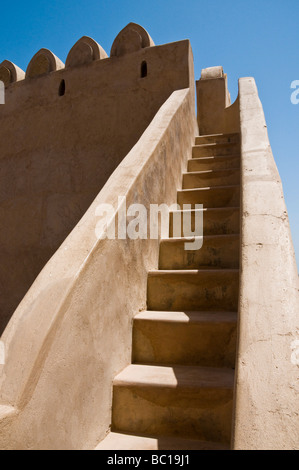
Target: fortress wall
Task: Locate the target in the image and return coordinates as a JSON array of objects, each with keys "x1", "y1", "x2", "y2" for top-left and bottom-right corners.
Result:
[
  {"x1": 0, "y1": 38, "x2": 192, "y2": 333},
  {"x1": 0, "y1": 86, "x2": 197, "y2": 450}
]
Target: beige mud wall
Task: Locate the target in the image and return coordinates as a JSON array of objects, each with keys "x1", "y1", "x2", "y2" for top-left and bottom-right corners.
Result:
[
  {"x1": 233, "y1": 78, "x2": 299, "y2": 450},
  {"x1": 0, "y1": 38, "x2": 192, "y2": 333},
  {"x1": 0, "y1": 83, "x2": 197, "y2": 449},
  {"x1": 196, "y1": 67, "x2": 298, "y2": 449}
]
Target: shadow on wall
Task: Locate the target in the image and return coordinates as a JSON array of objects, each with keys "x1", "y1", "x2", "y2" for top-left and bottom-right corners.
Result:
[{"x1": 0, "y1": 23, "x2": 193, "y2": 334}]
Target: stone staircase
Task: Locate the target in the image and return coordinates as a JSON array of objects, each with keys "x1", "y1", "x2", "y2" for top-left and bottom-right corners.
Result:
[{"x1": 96, "y1": 132, "x2": 240, "y2": 451}]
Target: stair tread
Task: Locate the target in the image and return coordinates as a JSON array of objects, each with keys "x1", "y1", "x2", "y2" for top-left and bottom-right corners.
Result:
[
  {"x1": 178, "y1": 184, "x2": 240, "y2": 192},
  {"x1": 162, "y1": 233, "x2": 239, "y2": 242},
  {"x1": 188, "y1": 157, "x2": 240, "y2": 172},
  {"x1": 190, "y1": 155, "x2": 240, "y2": 162},
  {"x1": 95, "y1": 431, "x2": 229, "y2": 450},
  {"x1": 149, "y1": 268, "x2": 239, "y2": 275},
  {"x1": 183, "y1": 168, "x2": 240, "y2": 176},
  {"x1": 135, "y1": 310, "x2": 238, "y2": 323},
  {"x1": 192, "y1": 156, "x2": 240, "y2": 161},
  {"x1": 114, "y1": 364, "x2": 234, "y2": 389},
  {"x1": 170, "y1": 206, "x2": 240, "y2": 213},
  {"x1": 196, "y1": 132, "x2": 239, "y2": 139},
  {"x1": 193, "y1": 142, "x2": 237, "y2": 149}
]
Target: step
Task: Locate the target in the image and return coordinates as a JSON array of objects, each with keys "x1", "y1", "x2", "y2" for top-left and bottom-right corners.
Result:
[
  {"x1": 192, "y1": 142, "x2": 239, "y2": 158},
  {"x1": 188, "y1": 155, "x2": 240, "y2": 172},
  {"x1": 147, "y1": 269, "x2": 239, "y2": 311},
  {"x1": 133, "y1": 311, "x2": 237, "y2": 368},
  {"x1": 159, "y1": 234, "x2": 239, "y2": 270},
  {"x1": 169, "y1": 207, "x2": 240, "y2": 237},
  {"x1": 96, "y1": 431, "x2": 229, "y2": 450},
  {"x1": 195, "y1": 133, "x2": 240, "y2": 145},
  {"x1": 183, "y1": 169, "x2": 240, "y2": 189},
  {"x1": 177, "y1": 185, "x2": 240, "y2": 209},
  {"x1": 112, "y1": 364, "x2": 234, "y2": 444}
]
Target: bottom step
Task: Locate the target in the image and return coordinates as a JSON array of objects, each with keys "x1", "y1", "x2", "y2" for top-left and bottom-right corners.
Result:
[
  {"x1": 112, "y1": 364, "x2": 234, "y2": 444},
  {"x1": 95, "y1": 432, "x2": 229, "y2": 450}
]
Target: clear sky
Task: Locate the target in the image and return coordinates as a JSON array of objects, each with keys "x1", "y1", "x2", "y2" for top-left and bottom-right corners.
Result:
[{"x1": 0, "y1": 0, "x2": 298, "y2": 268}]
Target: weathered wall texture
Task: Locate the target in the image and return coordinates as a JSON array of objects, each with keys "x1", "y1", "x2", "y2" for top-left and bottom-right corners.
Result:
[
  {"x1": 233, "y1": 78, "x2": 299, "y2": 450},
  {"x1": 0, "y1": 85, "x2": 197, "y2": 449},
  {"x1": 0, "y1": 30, "x2": 193, "y2": 333}
]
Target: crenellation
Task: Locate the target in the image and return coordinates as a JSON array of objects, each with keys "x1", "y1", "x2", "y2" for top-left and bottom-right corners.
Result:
[
  {"x1": 0, "y1": 23, "x2": 155, "y2": 88},
  {"x1": 26, "y1": 48, "x2": 64, "y2": 78},
  {"x1": 0, "y1": 60, "x2": 25, "y2": 87},
  {"x1": 65, "y1": 36, "x2": 108, "y2": 68},
  {"x1": 110, "y1": 22, "x2": 155, "y2": 57}
]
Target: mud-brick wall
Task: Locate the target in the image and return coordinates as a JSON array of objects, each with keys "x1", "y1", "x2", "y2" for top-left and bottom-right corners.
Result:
[{"x1": 0, "y1": 39, "x2": 193, "y2": 333}]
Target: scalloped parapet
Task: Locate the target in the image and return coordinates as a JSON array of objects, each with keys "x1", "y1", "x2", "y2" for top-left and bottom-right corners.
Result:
[
  {"x1": 110, "y1": 22, "x2": 155, "y2": 57},
  {"x1": 66, "y1": 36, "x2": 108, "y2": 68},
  {"x1": 0, "y1": 60, "x2": 25, "y2": 87},
  {"x1": 26, "y1": 49, "x2": 64, "y2": 78}
]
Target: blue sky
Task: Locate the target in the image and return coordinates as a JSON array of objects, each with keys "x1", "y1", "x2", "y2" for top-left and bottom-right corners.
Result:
[{"x1": 0, "y1": 0, "x2": 298, "y2": 268}]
